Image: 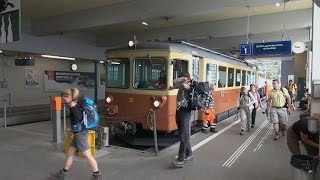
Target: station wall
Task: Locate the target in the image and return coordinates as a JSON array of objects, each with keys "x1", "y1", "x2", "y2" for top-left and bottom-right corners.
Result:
[{"x1": 0, "y1": 56, "x2": 105, "y2": 107}]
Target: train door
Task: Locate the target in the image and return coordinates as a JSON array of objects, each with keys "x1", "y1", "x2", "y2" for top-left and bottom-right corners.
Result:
[{"x1": 191, "y1": 56, "x2": 201, "y2": 123}]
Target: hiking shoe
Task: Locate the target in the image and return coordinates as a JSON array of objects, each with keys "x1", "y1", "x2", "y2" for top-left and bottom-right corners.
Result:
[
  {"x1": 50, "y1": 170, "x2": 67, "y2": 180},
  {"x1": 240, "y1": 129, "x2": 244, "y2": 135},
  {"x1": 172, "y1": 160, "x2": 184, "y2": 168},
  {"x1": 91, "y1": 173, "x2": 103, "y2": 180},
  {"x1": 184, "y1": 155, "x2": 194, "y2": 162}
]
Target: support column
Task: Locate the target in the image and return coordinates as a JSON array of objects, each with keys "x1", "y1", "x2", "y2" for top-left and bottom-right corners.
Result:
[{"x1": 52, "y1": 97, "x2": 62, "y2": 143}]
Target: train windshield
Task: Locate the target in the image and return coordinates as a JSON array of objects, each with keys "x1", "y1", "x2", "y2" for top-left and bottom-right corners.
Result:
[
  {"x1": 106, "y1": 59, "x2": 130, "y2": 88},
  {"x1": 133, "y1": 58, "x2": 167, "y2": 90}
]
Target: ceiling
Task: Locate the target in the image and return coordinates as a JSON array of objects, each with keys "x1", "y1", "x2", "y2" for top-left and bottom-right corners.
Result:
[{"x1": 20, "y1": 0, "x2": 314, "y2": 56}]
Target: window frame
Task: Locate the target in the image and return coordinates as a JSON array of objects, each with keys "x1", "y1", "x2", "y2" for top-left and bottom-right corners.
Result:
[
  {"x1": 227, "y1": 67, "x2": 235, "y2": 87},
  {"x1": 235, "y1": 69, "x2": 241, "y2": 87},
  {"x1": 106, "y1": 58, "x2": 130, "y2": 89},
  {"x1": 206, "y1": 63, "x2": 217, "y2": 86},
  {"x1": 132, "y1": 57, "x2": 168, "y2": 91},
  {"x1": 241, "y1": 70, "x2": 247, "y2": 86},
  {"x1": 218, "y1": 65, "x2": 227, "y2": 88}
]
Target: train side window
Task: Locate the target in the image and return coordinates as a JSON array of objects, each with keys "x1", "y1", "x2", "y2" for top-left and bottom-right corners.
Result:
[
  {"x1": 173, "y1": 59, "x2": 188, "y2": 80},
  {"x1": 228, "y1": 67, "x2": 234, "y2": 87},
  {"x1": 236, "y1": 69, "x2": 241, "y2": 86},
  {"x1": 247, "y1": 71, "x2": 251, "y2": 85},
  {"x1": 134, "y1": 58, "x2": 167, "y2": 90},
  {"x1": 218, "y1": 66, "x2": 227, "y2": 88},
  {"x1": 252, "y1": 72, "x2": 255, "y2": 84},
  {"x1": 192, "y1": 56, "x2": 200, "y2": 81},
  {"x1": 206, "y1": 64, "x2": 217, "y2": 86},
  {"x1": 242, "y1": 70, "x2": 246, "y2": 86},
  {"x1": 106, "y1": 59, "x2": 130, "y2": 89}
]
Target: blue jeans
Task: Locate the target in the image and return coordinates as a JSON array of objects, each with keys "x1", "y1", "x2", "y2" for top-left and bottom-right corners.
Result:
[{"x1": 176, "y1": 109, "x2": 192, "y2": 161}]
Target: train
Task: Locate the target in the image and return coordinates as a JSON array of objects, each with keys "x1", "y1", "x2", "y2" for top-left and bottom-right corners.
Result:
[{"x1": 104, "y1": 41, "x2": 262, "y2": 137}]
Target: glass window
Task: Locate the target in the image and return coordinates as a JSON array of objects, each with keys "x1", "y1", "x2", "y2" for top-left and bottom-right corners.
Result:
[
  {"x1": 173, "y1": 59, "x2": 188, "y2": 80},
  {"x1": 252, "y1": 72, "x2": 255, "y2": 84},
  {"x1": 242, "y1": 70, "x2": 246, "y2": 86},
  {"x1": 192, "y1": 56, "x2": 200, "y2": 81},
  {"x1": 134, "y1": 58, "x2": 167, "y2": 90},
  {"x1": 206, "y1": 64, "x2": 217, "y2": 86},
  {"x1": 247, "y1": 71, "x2": 251, "y2": 85},
  {"x1": 106, "y1": 59, "x2": 130, "y2": 88},
  {"x1": 228, "y1": 68, "x2": 235, "y2": 87},
  {"x1": 218, "y1": 66, "x2": 227, "y2": 88},
  {"x1": 236, "y1": 69, "x2": 241, "y2": 86}
]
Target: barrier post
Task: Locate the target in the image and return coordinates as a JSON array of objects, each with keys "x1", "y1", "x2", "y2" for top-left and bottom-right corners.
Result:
[
  {"x1": 62, "y1": 103, "x2": 66, "y2": 138},
  {"x1": 4, "y1": 100, "x2": 7, "y2": 128},
  {"x1": 52, "y1": 97, "x2": 62, "y2": 143},
  {"x1": 153, "y1": 110, "x2": 158, "y2": 156}
]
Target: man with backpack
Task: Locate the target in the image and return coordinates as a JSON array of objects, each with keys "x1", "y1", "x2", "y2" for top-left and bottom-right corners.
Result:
[
  {"x1": 171, "y1": 72, "x2": 193, "y2": 168},
  {"x1": 51, "y1": 88, "x2": 103, "y2": 180},
  {"x1": 238, "y1": 87, "x2": 255, "y2": 135},
  {"x1": 266, "y1": 79, "x2": 291, "y2": 140}
]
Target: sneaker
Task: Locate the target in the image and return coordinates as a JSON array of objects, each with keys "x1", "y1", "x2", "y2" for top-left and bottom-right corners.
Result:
[
  {"x1": 274, "y1": 132, "x2": 280, "y2": 140},
  {"x1": 210, "y1": 126, "x2": 218, "y2": 133},
  {"x1": 282, "y1": 130, "x2": 286, "y2": 136},
  {"x1": 240, "y1": 129, "x2": 244, "y2": 135},
  {"x1": 251, "y1": 124, "x2": 255, "y2": 128},
  {"x1": 172, "y1": 160, "x2": 184, "y2": 168},
  {"x1": 91, "y1": 173, "x2": 103, "y2": 180},
  {"x1": 184, "y1": 155, "x2": 194, "y2": 162},
  {"x1": 246, "y1": 127, "x2": 250, "y2": 132},
  {"x1": 50, "y1": 170, "x2": 67, "y2": 180}
]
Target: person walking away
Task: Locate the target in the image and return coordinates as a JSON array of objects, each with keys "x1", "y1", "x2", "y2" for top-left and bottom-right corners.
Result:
[
  {"x1": 238, "y1": 87, "x2": 254, "y2": 135},
  {"x1": 202, "y1": 85, "x2": 217, "y2": 133},
  {"x1": 51, "y1": 88, "x2": 103, "y2": 180},
  {"x1": 265, "y1": 81, "x2": 271, "y2": 100},
  {"x1": 171, "y1": 72, "x2": 193, "y2": 168},
  {"x1": 287, "y1": 80, "x2": 297, "y2": 106},
  {"x1": 266, "y1": 79, "x2": 291, "y2": 140},
  {"x1": 287, "y1": 116, "x2": 319, "y2": 156},
  {"x1": 248, "y1": 84, "x2": 262, "y2": 128}
]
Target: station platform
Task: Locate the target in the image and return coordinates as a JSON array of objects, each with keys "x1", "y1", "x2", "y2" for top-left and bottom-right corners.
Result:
[{"x1": 0, "y1": 105, "x2": 319, "y2": 180}]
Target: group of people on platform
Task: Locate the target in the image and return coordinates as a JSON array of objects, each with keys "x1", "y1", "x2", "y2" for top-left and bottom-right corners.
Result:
[{"x1": 171, "y1": 72, "x2": 319, "y2": 168}]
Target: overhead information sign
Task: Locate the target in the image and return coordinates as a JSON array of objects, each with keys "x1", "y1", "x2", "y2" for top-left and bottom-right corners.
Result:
[
  {"x1": 252, "y1": 40, "x2": 292, "y2": 56},
  {"x1": 240, "y1": 44, "x2": 252, "y2": 56}
]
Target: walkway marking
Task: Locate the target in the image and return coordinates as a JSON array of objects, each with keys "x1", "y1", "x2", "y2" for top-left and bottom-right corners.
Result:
[
  {"x1": 253, "y1": 125, "x2": 273, "y2": 152},
  {"x1": 191, "y1": 119, "x2": 240, "y2": 151},
  {"x1": 222, "y1": 119, "x2": 268, "y2": 167},
  {"x1": 7, "y1": 127, "x2": 51, "y2": 137},
  {"x1": 175, "y1": 118, "x2": 241, "y2": 158}
]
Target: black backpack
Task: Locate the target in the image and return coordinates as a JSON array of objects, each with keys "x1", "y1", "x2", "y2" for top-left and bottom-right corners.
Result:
[{"x1": 188, "y1": 81, "x2": 210, "y2": 110}]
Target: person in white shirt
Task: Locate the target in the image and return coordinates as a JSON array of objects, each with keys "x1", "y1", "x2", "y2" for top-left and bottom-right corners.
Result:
[{"x1": 248, "y1": 84, "x2": 262, "y2": 128}]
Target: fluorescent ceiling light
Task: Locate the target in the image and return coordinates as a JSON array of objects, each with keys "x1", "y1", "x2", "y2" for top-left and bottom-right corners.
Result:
[
  {"x1": 0, "y1": 50, "x2": 2, "y2": 53},
  {"x1": 275, "y1": 3, "x2": 281, "y2": 6},
  {"x1": 142, "y1": 21, "x2": 149, "y2": 26},
  {"x1": 41, "y1": 54, "x2": 75, "y2": 60},
  {"x1": 111, "y1": 62, "x2": 120, "y2": 65},
  {"x1": 99, "y1": 60, "x2": 105, "y2": 64}
]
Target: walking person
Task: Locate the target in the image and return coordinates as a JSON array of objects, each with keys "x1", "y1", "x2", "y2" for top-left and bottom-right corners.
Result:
[
  {"x1": 287, "y1": 80, "x2": 298, "y2": 105},
  {"x1": 51, "y1": 88, "x2": 103, "y2": 180},
  {"x1": 266, "y1": 79, "x2": 291, "y2": 140},
  {"x1": 202, "y1": 85, "x2": 217, "y2": 133},
  {"x1": 248, "y1": 84, "x2": 262, "y2": 128},
  {"x1": 171, "y1": 72, "x2": 193, "y2": 168},
  {"x1": 238, "y1": 87, "x2": 254, "y2": 135}
]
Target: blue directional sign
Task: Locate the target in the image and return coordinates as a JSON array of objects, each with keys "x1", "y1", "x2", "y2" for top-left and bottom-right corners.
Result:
[
  {"x1": 240, "y1": 44, "x2": 252, "y2": 56},
  {"x1": 252, "y1": 40, "x2": 292, "y2": 56}
]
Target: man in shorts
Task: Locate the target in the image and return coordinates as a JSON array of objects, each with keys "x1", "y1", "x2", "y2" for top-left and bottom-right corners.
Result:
[{"x1": 266, "y1": 79, "x2": 291, "y2": 140}]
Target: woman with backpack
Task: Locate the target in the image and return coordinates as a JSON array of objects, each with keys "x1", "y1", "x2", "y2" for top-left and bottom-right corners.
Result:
[
  {"x1": 51, "y1": 88, "x2": 103, "y2": 180},
  {"x1": 238, "y1": 87, "x2": 254, "y2": 135}
]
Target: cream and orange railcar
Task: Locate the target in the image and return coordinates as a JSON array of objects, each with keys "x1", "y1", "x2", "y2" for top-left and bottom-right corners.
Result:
[{"x1": 105, "y1": 41, "x2": 259, "y2": 135}]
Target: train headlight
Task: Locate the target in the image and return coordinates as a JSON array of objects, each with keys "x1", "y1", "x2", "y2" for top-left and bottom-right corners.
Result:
[
  {"x1": 153, "y1": 100, "x2": 160, "y2": 108},
  {"x1": 106, "y1": 96, "x2": 113, "y2": 104}
]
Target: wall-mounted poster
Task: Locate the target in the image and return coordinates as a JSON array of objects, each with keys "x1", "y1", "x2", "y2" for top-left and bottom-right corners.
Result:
[
  {"x1": 25, "y1": 68, "x2": 39, "y2": 88},
  {"x1": 44, "y1": 70, "x2": 95, "y2": 92},
  {"x1": 99, "y1": 73, "x2": 105, "y2": 87}
]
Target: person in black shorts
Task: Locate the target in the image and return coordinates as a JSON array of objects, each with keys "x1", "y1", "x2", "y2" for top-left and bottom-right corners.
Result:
[
  {"x1": 287, "y1": 116, "x2": 319, "y2": 156},
  {"x1": 51, "y1": 88, "x2": 103, "y2": 180}
]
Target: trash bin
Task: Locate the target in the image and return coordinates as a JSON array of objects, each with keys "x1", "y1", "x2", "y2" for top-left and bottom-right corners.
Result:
[{"x1": 290, "y1": 155, "x2": 319, "y2": 180}]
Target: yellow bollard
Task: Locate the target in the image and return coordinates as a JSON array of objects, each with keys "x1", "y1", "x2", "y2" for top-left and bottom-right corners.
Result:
[{"x1": 64, "y1": 129, "x2": 96, "y2": 157}]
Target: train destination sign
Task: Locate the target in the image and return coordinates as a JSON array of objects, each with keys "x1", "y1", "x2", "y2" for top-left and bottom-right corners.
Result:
[{"x1": 252, "y1": 40, "x2": 292, "y2": 56}]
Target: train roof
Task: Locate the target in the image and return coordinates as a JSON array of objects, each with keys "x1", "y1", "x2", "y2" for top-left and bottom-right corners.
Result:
[{"x1": 106, "y1": 41, "x2": 257, "y2": 69}]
